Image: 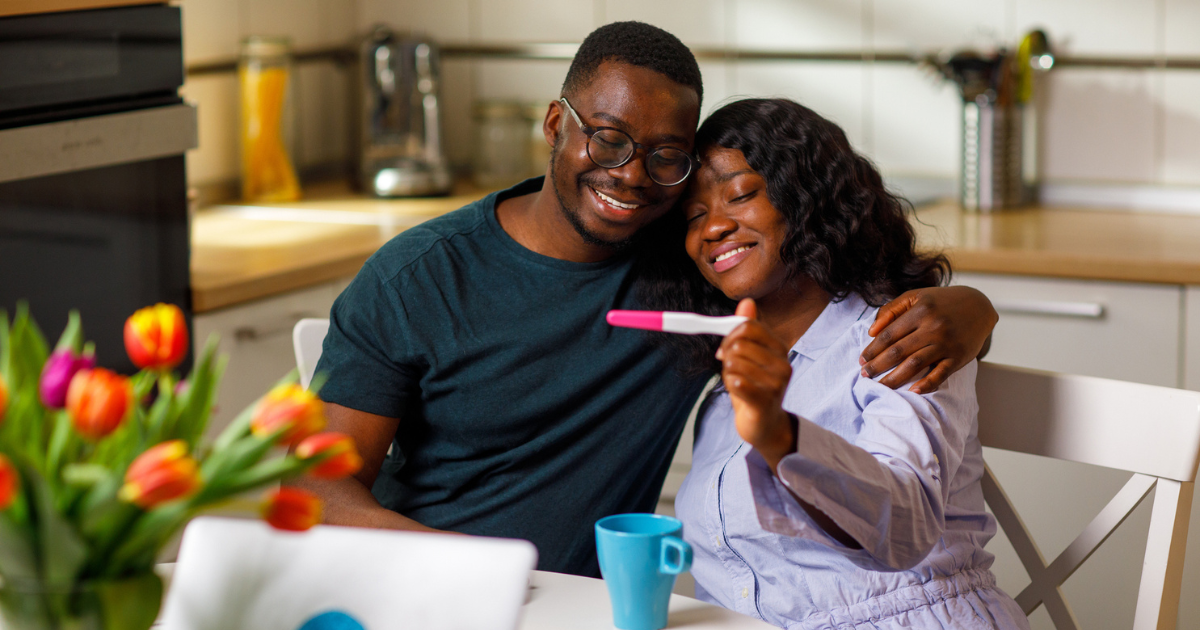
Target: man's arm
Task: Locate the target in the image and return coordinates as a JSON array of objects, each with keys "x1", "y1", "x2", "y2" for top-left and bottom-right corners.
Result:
[
  {"x1": 859, "y1": 286, "x2": 998, "y2": 394},
  {"x1": 286, "y1": 402, "x2": 443, "y2": 533}
]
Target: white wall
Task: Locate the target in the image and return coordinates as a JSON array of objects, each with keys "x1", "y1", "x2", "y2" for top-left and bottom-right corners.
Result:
[{"x1": 181, "y1": 0, "x2": 1200, "y2": 196}]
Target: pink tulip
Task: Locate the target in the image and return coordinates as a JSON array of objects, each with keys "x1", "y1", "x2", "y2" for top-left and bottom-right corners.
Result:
[{"x1": 39, "y1": 349, "x2": 96, "y2": 409}]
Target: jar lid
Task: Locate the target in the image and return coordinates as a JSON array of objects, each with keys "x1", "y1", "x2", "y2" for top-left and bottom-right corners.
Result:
[{"x1": 241, "y1": 36, "x2": 292, "y2": 59}]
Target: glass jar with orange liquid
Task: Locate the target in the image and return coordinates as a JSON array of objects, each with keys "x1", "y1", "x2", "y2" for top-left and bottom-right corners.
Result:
[{"x1": 239, "y1": 36, "x2": 301, "y2": 202}]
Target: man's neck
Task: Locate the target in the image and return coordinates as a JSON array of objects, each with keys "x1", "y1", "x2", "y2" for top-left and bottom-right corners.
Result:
[{"x1": 494, "y1": 181, "x2": 622, "y2": 264}]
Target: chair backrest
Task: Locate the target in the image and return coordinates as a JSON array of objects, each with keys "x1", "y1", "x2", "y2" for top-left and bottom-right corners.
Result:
[
  {"x1": 975, "y1": 362, "x2": 1200, "y2": 630},
  {"x1": 293, "y1": 318, "x2": 329, "y2": 388},
  {"x1": 162, "y1": 516, "x2": 538, "y2": 630}
]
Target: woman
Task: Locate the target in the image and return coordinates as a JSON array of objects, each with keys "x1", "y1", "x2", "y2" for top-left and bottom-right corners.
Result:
[{"x1": 637, "y1": 99, "x2": 1027, "y2": 629}]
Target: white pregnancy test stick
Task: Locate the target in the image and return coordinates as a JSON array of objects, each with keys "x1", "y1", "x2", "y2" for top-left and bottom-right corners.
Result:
[{"x1": 606, "y1": 310, "x2": 749, "y2": 336}]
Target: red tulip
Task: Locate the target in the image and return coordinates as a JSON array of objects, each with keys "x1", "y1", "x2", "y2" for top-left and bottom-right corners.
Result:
[
  {"x1": 124, "y1": 303, "x2": 188, "y2": 370},
  {"x1": 0, "y1": 454, "x2": 18, "y2": 511},
  {"x1": 118, "y1": 440, "x2": 202, "y2": 509},
  {"x1": 250, "y1": 384, "x2": 326, "y2": 446},
  {"x1": 262, "y1": 487, "x2": 322, "y2": 532},
  {"x1": 40, "y1": 348, "x2": 96, "y2": 409},
  {"x1": 66, "y1": 368, "x2": 132, "y2": 440},
  {"x1": 295, "y1": 432, "x2": 363, "y2": 479}
]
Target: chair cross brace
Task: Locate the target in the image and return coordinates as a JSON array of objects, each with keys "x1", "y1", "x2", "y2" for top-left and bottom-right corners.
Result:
[{"x1": 981, "y1": 463, "x2": 1158, "y2": 630}]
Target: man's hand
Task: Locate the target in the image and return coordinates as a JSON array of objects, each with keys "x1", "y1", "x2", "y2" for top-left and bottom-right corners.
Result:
[
  {"x1": 720, "y1": 299, "x2": 796, "y2": 472},
  {"x1": 859, "y1": 286, "x2": 998, "y2": 394}
]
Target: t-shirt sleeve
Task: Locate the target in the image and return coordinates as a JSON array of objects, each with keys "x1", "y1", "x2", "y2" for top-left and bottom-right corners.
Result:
[{"x1": 314, "y1": 261, "x2": 422, "y2": 418}]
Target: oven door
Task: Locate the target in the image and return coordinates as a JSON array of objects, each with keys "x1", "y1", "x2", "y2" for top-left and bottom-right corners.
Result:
[{"x1": 0, "y1": 103, "x2": 196, "y2": 373}]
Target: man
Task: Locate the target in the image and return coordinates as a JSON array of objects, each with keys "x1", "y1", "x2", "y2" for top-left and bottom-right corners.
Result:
[{"x1": 296, "y1": 22, "x2": 997, "y2": 576}]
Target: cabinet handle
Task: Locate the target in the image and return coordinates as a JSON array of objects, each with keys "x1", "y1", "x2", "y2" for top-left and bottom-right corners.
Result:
[{"x1": 993, "y1": 299, "x2": 1105, "y2": 319}]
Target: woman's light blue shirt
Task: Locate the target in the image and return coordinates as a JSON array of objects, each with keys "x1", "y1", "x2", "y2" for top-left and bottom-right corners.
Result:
[{"x1": 675, "y1": 294, "x2": 1028, "y2": 629}]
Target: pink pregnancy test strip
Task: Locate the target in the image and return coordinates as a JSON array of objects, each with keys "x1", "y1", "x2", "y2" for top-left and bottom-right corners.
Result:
[{"x1": 606, "y1": 310, "x2": 748, "y2": 336}]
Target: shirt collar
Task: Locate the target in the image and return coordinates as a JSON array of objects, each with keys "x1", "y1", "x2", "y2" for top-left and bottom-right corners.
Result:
[{"x1": 789, "y1": 293, "x2": 871, "y2": 362}]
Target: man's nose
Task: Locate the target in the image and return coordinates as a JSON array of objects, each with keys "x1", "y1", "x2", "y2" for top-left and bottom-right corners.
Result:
[{"x1": 606, "y1": 150, "x2": 654, "y2": 189}]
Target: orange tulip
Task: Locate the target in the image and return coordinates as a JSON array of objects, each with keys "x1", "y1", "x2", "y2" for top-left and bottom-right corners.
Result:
[
  {"x1": 262, "y1": 487, "x2": 322, "y2": 532},
  {"x1": 118, "y1": 440, "x2": 202, "y2": 509},
  {"x1": 295, "y1": 432, "x2": 363, "y2": 479},
  {"x1": 0, "y1": 454, "x2": 18, "y2": 511},
  {"x1": 250, "y1": 384, "x2": 326, "y2": 446},
  {"x1": 66, "y1": 368, "x2": 132, "y2": 440},
  {"x1": 124, "y1": 303, "x2": 188, "y2": 370},
  {"x1": 0, "y1": 376, "x2": 7, "y2": 422}
]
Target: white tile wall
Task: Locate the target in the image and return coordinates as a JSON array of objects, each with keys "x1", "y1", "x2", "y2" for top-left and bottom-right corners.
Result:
[
  {"x1": 1042, "y1": 70, "x2": 1157, "y2": 183},
  {"x1": 181, "y1": 0, "x2": 1200, "y2": 196},
  {"x1": 734, "y1": 0, "x2": 863, "y2": 51},
  {"x1": 870, "y1": 65, "x2": 960, "y2": 177},
  {"x1": 606, "y1": 0, "x2": 728, "y2": 47},
  {"x1": 874, "y1": 0, "x2": 1008, "y2": 51},
  {"x1": 735, "y1": 63, "x2": 867, "y2": 150},
  {"x1": 1014, "y1": 0, "x2": 1159, "y2": 56},
  {"x1": 1162, "y1": 75, "x2": 1200, "y2": 186}
]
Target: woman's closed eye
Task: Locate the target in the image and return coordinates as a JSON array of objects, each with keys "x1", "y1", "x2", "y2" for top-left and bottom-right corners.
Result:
[{"x1": 729, "y1": 188, "x2": 759, "y2": 204}]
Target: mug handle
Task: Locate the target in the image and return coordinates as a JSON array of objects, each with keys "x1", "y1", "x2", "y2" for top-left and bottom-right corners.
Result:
[{"x1": 659, "y1": 536, "x2": 693, "y2": 575}]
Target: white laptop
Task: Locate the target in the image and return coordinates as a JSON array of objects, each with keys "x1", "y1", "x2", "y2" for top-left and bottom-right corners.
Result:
[{"x1": 161, "y1": 516, "x2": 538, "y2": 630}]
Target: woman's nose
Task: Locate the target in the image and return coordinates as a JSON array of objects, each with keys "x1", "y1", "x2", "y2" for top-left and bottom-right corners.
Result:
[{"x1": 700, "y1": 207, "x2": 737, "y2": 240}]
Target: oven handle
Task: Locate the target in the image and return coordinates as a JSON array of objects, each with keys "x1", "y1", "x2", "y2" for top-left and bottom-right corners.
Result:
[{"x1": 0, "y1": 103, "x2": 197, "y2": 184}]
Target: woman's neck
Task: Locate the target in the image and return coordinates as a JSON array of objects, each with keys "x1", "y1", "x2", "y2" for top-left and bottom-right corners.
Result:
[{"x1": 756, "y1": 276, "x2": 832, "y2": 350}]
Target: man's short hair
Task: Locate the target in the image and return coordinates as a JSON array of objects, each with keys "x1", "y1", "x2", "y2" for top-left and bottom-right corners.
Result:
[{"x1": 561, "y1": 21, "x2": 703, "y2": 106}]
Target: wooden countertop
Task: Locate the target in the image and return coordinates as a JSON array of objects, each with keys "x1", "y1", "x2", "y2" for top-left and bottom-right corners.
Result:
[
  {"x1": 912, "y1": 201, "x2": 1200, "y2": 285},
  {"x1": 191, "y1": 187, "x2": 1200, "y2": 313}
]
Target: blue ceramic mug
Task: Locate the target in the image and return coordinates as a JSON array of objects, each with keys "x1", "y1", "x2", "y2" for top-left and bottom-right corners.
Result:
[{"x1": 595, "y1": 513, "x2": 693, "y2": 630}]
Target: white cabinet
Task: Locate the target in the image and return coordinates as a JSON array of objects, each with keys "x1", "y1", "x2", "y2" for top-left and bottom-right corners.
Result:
[
  {"x1": 192, "y1": 280, "x2": 349, "y2": 439},
  {"x1": 954, "y1": 272, "x2": 1183, "y2": 387},
  {"x1": 953, "y1": 273, "x2": 1191, "y2": 630}
]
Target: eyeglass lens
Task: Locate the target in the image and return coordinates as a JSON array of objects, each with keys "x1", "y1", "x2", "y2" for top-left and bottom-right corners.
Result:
[{"x1": 586, "y1": 129, "x2": 693, "y2": 186}]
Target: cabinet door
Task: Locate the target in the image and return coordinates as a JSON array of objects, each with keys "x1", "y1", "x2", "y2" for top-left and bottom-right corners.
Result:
[
  {"x1": 193, "y1": 282, "x2": 343, "y2": 438},
  {"x1": 955, "y1": 272, "x2": 1183, "y2": 387}
]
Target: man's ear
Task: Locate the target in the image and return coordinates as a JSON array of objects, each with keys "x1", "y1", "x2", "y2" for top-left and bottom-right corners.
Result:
[{"x1": 543, "y1": 100, "x2": 563, "y2": 148}]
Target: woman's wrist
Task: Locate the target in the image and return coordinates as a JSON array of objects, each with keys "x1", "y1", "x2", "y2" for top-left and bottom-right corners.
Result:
[{"x1": 756, "y1": 410, "x2": 799, "y2": 472}]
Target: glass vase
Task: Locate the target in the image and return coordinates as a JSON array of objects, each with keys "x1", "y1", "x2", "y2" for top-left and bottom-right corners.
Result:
[{"x1": 0, "y1": 573, "x2": 162, "y2": 630}]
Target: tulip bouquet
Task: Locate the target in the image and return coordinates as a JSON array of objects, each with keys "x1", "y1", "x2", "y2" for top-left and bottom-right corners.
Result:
[{"x1": 0, "y1": 303, "x2": 361, "y2": 630}]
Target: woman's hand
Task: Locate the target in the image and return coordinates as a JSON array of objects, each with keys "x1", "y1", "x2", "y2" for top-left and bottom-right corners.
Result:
[
  {"x1": 859, "y1": 286, "x2": 998, "y2": 394},
  {"x1": 720, "y1": 299, "x2": 797, "y2": 472}
]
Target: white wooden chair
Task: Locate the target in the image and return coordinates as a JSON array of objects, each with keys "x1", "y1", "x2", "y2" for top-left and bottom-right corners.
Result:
[
  {"x1": 292, "y1": 318, "x2": 329, "y2": 388},
  {"x1": 976, "y1": 362, "x2": 1200, "y2": 630}
]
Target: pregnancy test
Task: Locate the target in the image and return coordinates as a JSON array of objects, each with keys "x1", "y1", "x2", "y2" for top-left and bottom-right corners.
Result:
[{"x1": 606, "y1": 310, "x2": 748, "y2": 336}]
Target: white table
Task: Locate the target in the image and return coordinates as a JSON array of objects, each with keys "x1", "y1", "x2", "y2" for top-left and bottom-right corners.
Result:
[{"x1": 520, "y1": 571, "x2": 777, "y2": 630}]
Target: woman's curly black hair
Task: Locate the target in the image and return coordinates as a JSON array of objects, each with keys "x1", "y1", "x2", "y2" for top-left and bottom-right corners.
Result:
[{"x1": 634, "y1": 98, "x2": 950, "y2": 375}]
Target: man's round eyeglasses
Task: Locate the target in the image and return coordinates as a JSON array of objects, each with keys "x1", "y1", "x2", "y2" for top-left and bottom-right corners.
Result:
[{"x1": 558, "y1": 97, "x2": 698, "y2": 187}]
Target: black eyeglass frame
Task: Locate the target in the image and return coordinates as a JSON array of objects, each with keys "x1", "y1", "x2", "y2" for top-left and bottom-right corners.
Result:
[{"x1": 558, "y1": 97, "x2": 699, "y2": 187}]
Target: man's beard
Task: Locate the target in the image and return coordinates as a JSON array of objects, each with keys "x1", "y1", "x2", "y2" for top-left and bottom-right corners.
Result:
[{"x1": 549, "y1": 143, "x2": 638, "y2": 252}]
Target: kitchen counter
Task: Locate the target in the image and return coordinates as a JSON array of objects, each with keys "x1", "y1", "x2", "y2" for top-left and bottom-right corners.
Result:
[{"x1": 191, "y1": 187, "x2": 1200, "y2": 313}]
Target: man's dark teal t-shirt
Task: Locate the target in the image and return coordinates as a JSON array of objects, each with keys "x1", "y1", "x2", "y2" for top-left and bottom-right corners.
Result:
[{"x1": 315, "y1": 177, "x2": 703, "y2": 576}]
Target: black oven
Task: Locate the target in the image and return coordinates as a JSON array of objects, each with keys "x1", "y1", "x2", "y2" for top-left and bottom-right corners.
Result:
[{"x1": 0, "y1": 4, "x2": 194, "y2": 373}]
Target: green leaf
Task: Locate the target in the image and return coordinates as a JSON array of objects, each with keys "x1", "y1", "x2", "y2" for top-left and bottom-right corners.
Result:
[
  {"x1": 61, "y1": 464, "x2": 110, "y2": 488},
  {"x1": 104, "y1": 504, "x2": 191, "y2": 577},
  {"x1": 173, "y1": 337, "x2": 225, "y2": 449},
  {"x1": 199, "y1": 456, "x2": 306, "y2": 502},
  {"x1": 23, "y1": 464, "x2": 87, "y2": 586},
  {"x1": 46, "y1": 411, "x2": 74, "y2": 482},
  {"x1": 52, "y1": 310, "x2": 83, "y2": 353},
  {"x1": 95, "y1": 572, "x2": 163, "y2": 630}
]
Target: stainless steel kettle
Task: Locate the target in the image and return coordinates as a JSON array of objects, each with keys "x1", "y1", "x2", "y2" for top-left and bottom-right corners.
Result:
[{"x1": 357, "y1": 25, "x2": 452, "y2": 197}]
